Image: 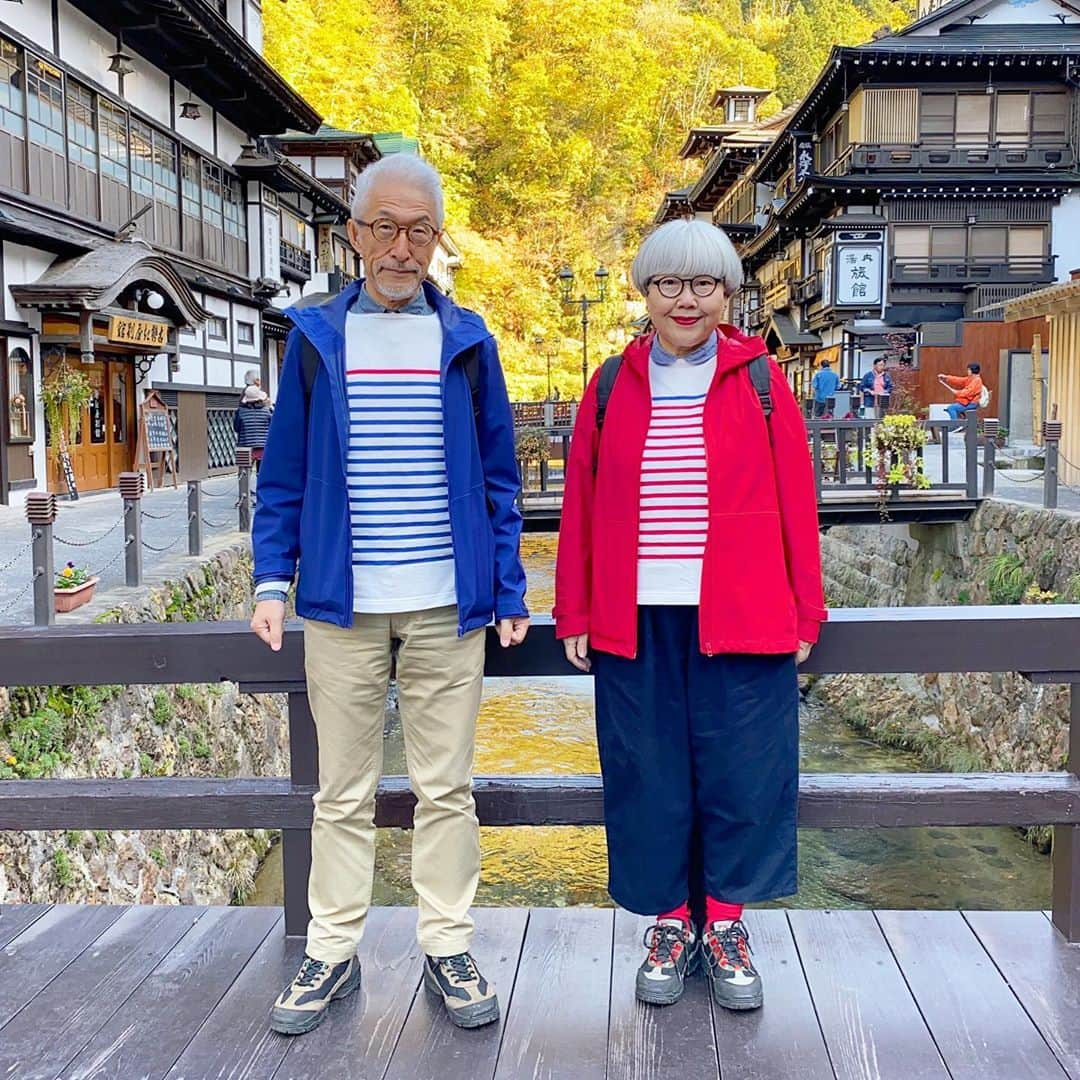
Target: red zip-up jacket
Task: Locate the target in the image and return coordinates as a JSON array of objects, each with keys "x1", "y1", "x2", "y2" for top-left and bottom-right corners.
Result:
[{"x1": 553, "y1": 327, "x2": 827, "y2": 659}]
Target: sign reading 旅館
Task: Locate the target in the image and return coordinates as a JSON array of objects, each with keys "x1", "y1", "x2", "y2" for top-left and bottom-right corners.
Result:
[{"x1": 108, "y1": 315, "x2": 168, "y2": 349}]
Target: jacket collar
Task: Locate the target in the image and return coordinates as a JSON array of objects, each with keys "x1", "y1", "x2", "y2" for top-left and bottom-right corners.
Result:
[{"x1": 622, "y1": 325, "x2": 768, "y2": 379}]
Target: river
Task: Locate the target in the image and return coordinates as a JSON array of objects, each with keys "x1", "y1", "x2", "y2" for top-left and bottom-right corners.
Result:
[{"x1": 251, "y1": 534, "x2": 1049, "y2": 911}]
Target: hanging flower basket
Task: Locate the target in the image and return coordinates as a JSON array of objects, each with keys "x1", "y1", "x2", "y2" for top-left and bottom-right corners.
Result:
[
  {"x1": 54, "y1": 562, "x2": 98, "y2": 612},
  {"x1": 868, "y1": 415, "x2": 930, "y2": 520}
]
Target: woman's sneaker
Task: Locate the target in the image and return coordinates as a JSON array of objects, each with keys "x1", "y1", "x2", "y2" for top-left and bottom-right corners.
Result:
[
  {"x1": 702, "y1": 920, "x2": 763, "y2": 1011},
  {"x1": 269, "y1": 954, "x2": 361, "y2": 1035},
  {"x1": 635, "y1": 919, "x2": 698, "y2": 1006},
  {"x1": 424, "y1": 952, "x2": 500, "y2": 1028}
]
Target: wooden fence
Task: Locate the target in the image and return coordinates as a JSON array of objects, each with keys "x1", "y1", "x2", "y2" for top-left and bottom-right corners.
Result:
[{"x1": 0, "y1": 609, "x2": 1078, "y2": 940}]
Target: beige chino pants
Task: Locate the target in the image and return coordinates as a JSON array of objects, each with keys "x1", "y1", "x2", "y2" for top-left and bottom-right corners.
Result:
[{"x1": 302, "y1": 606, "x2": 485, "y2": 962}]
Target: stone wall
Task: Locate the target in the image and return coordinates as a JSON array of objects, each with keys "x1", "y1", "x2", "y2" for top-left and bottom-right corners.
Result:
[
  {"x1": 814, "y1": 501, "x2": 1080, "y2": 846},
  {"x1": 0, "y1": 542, "x2": 289, "y2": 905}
]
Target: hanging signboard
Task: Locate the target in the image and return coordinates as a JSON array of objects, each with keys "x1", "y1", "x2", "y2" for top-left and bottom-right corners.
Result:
[
  {"x1": 792, "y1": 132, "x2": 815, "y2": 183},
  {"x1": 834, "y1": 229, "x2": 884, "y2": 307},
  {"x1": 108, "y1": 315, "x2": 169, "y2": 349}
]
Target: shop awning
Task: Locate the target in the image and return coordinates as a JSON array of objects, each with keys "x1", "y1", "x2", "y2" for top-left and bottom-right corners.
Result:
[
  {"x1": 764, "y1": 312, "x2": 822, "y2": 348},
  {"x1": 9, "y1": 240, "x2": 211, "y2": 328}
]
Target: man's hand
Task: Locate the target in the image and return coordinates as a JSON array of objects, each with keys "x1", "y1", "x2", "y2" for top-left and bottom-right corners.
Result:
[
  {"x1": 796, "y1": 640, "x2": 814, "y2": 665},
  {"x1": 497, "y1": 616, "x2": 530, "y2": 647},
  {"x1": 563, "y1": 633, "x2": 590, "y2": 672},
  {"x1": 251, "y1": 599, "x2": 286, "y2": 651}
]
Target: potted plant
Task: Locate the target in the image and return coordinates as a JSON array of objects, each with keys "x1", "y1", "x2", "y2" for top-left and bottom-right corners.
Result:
[
  {"x1": 54, "y1": 561, "x2": 98, "y2": 613},
  {"x1": 869, "y1": 414, "x2": 931, "y2": 519},
  {"x1": 994, "y1": 425, "x2": 1008, "y2": 450}
]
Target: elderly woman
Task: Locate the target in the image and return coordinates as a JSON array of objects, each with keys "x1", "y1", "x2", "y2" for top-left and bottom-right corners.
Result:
[{"x1": 554, "y1": 219, "x2": 826, "y2": 1011}]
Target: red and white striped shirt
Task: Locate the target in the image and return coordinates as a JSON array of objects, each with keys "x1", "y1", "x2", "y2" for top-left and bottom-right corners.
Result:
[{"x1": 637, "y1": 357, "x2": 715, "y2": 605}]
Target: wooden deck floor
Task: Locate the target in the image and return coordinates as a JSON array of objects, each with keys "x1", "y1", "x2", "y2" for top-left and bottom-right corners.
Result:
[{"x1": 1, "y1": 905, "x2": 1079, "y2": 1079}]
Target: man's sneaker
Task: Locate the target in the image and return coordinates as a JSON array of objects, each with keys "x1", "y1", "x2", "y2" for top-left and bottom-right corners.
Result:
[
  {"x1": 424, "y1": 952, "x2": 500, "y2": 1028},
  {"x1": 635, "y1": 919, "x2": 698, "y2": 1006},
  {"x1": 702, "y1": 920, "x2": 763, "y2": 1011},
  {"x1": 269, "y1": 954, "x2": 361, "y2": 1035}
]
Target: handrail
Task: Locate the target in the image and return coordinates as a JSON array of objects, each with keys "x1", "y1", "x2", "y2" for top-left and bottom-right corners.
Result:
[{"x1": 1, "y1": 613, "x2": 1078, "y2": 940}]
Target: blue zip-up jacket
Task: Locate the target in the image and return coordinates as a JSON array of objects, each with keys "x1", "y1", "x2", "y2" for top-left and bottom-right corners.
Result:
[{"x1": 252, "y1": 280, "x2": 528, "y2": 635}]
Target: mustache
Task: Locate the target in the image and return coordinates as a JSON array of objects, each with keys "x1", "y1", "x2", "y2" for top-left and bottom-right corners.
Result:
[{"x1": 376, "y1": 259, "x2": 420, "y2": 273}]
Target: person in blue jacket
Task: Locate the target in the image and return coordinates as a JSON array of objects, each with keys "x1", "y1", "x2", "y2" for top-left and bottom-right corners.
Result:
[
  {"x1": 810, "y1": 358, "x2": 840, "y2": 418},
  {"x1": 859, "y1": 357, "x2": 894, "y2": 415},
  {"x1": 250, "y1": 155, "x2": 530, "y2": 1037}
]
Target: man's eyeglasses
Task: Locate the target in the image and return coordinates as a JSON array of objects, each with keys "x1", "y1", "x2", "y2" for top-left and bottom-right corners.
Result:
[
  {"x1": 354, "y1": 218, "x2": 440, "y2": 248},
  {"x1": 648, "y1": 275, "x2": 723, "y2": 299}
]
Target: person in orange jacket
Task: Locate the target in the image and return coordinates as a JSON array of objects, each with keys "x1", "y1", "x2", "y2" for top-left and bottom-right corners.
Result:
[{"x1": 938, "y1": 362, "x2": 984, "y2": 428}]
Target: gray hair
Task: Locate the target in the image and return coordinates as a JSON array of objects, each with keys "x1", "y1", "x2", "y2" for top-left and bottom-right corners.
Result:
[
  {"x1": 351, "y1": 155, "x2": 445, "y2": 228},
  {"x1": 631, "y1": 219, "x2": 744, "y2": 297},
  {"x1": 244, "y1": 369, "x2": 260, "y2": 385}
]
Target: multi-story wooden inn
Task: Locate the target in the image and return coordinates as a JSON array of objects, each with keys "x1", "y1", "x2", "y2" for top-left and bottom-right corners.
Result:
[
  {"x1": 663, "y1": 0, "x2": 1080, "y2": 435},
  {"x1": 0, "y1": 2, "x2": 460, "y2": 503}
]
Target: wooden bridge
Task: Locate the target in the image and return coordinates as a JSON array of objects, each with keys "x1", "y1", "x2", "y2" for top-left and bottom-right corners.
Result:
[
  {"x1": 515, "y1": 413, "x2": 989, "y2": 530},
  {"x1": 1, "y1": 608, "x2": 1080, "y2": 1078}
]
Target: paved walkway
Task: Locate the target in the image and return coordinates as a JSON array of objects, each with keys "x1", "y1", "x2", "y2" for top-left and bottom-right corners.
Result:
[{"x1": 0, "y1": 479, "x2": 252, "y2": 625}]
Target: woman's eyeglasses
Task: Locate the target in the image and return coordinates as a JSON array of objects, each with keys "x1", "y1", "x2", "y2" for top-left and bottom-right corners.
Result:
[{"x1": 648, "y1": 275, "x2": 723, "y2": 299}]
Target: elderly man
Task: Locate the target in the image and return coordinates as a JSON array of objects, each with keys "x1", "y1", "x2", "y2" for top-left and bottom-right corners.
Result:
[{"x1": 251, "y1": 154, "x2": 530, "y2": 1035}]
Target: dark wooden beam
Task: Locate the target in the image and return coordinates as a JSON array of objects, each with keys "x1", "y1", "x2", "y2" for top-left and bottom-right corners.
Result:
[
  {"x1": 2, "y1": 773, "x2": 1079, "y2": 830},
  {"x1": 1, "y1": 611, "x2": 1078, "y2": 687}
]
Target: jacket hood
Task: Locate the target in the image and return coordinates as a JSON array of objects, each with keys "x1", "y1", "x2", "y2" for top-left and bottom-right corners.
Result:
[{"x1": 622, "y1": 326, "x2": 768, "y2": 378}]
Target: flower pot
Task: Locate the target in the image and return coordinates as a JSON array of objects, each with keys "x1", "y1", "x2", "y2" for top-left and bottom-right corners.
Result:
[{"x1": 54, "y1": 576, "x2": 98, "y2": 613}]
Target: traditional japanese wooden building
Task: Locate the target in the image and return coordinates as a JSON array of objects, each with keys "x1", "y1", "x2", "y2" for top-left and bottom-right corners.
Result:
[{"x1": 664, "y1": 0, "x2": 1080, "y2": 421}]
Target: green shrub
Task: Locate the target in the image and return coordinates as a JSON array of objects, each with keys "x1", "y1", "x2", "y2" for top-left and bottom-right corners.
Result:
[
  {"x1": 986, "y1": 553, "x2": 1032, "y2": 605},
  {"x1": 53, "y1": 848, "x2": 73, "y2": 887}
]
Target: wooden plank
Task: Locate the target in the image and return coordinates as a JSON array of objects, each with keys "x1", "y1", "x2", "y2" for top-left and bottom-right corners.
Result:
[
  {"x1": 2, "y1": 608, "x2": 1080, "y2": 690},
  {"x1": 876, "y1": 910, "x2": 1067, "y2": 1080},
  {"x1": 788, "y1": 909, "x2": 949, "y2": 1080},
  {"x1": 165, "y1": 914, "x2": 297, "y2": 1080},
  {"x1": 60, "y1": 906, "x2": 279, "y2": 1080},
  {"x1": 606, "y1": 908, "x2": 719, "y2": 1080},
  {"x1": 0, "y1": 906, "x2": 200, "y2": 1080},
  {"x1": 0, "y1": 903, "x2": 52, "y2": 948},
  {"x1": 272, "y1": 907, "x2": 423, "y2": 1080},
  {"x1": 6, "y1": 772, "x2": 1080, "y2": 832},
  {"x1": 965, "y1": 910, "x2": 1080, "y2": 1077},
  {"x1": 0, "y1": 904, "x2": 124, "y2": 1028},
  {"x1": 493, "y1": 907, "x2": 613, "y2": 1080},
  {"x1": 383, "y1": 907, "x2": 529, "y2": 1080},
  {"x1": 711, "y1": 911, "x2": 834, "y2": 1080}
]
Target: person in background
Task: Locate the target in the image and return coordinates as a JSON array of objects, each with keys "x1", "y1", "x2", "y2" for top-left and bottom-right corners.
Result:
[
  {"x1": 555, "y1": 218, "x2": 826, "y2": 1014},
  {"x1": 810, "y1": 358, "x2": 840, "y2": 418},
  {"x1": 233, "y1": 384, "x2": 272, "y2": 472},
  {"x1": 938, "y1": 363, "x2": 984, "y2": 429},
  {"x1": 858, "y1": 358, "x2": 893, "y2": 416}
]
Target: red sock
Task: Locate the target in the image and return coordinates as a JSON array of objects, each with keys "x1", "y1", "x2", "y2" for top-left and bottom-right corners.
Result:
[
  {"x1": 657, "y1": 901, "x2": 691, "y2": 927},
  {"x1": 706, "y1": 897, "x2": 744, "y2": 925}
]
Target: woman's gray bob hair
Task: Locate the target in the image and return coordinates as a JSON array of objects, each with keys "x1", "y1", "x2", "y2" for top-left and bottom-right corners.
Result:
[
  {"x1": 631, "y1": 219, "x2": 744, "y2": 298},
  {"x1": 351, "y1": 155, "x2": 445, "y2": 229}
]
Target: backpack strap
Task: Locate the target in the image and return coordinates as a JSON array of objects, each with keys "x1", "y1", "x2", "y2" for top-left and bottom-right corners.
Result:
[
  {"x1": 462, "y1": 345, "x2": 481, "y2": 423},
  {"x1": 748, "y1": 353, "x2": 772, "y2": 419},
  {"x1": 595, "y1": 354, "x2": 623, "y2": 433}
]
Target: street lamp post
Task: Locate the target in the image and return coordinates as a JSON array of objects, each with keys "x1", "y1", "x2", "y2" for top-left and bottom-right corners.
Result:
[
  {"x1": 557, "y1": 265, "x2": 609, "y2": 394},
  {"x1": 532, "y1": 334, "x2": 553, "y2": 400}
]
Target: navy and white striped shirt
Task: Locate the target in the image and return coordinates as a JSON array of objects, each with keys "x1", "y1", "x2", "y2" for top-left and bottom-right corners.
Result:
[{"x1": 344, "y1": 310, "x2": 457, "y2": 612}]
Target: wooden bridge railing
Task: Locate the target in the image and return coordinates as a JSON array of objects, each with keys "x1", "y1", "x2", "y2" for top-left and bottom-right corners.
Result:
[{"x1": 0, "y1": 609, "x2": 1079, "y2": 941}]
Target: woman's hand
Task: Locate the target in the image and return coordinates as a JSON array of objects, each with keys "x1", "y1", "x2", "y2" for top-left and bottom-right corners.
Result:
[
  {"x1": 563, "y1": 633, "x2": 591, "y2": 672},
  {"x1": 796, "y1": 640, "x2": 813, "y2": 665}
]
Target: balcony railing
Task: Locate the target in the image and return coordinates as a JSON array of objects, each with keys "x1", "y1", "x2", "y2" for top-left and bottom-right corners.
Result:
[
  {"x1": 794, "y1": 272, "x2": 823, "y2": 304},
  {"x1": 280, "y1": 238, "x2": 312, "y2": 280},
  {"x1": 827, "y1": 141, "x2": 1074, "y2": 176},
  {"x1": 762, "y1": 278, "x2": 795, "y2": 311},
  {"x1": 890, "y1": 255, "x2": 1055, "y2": 286}
]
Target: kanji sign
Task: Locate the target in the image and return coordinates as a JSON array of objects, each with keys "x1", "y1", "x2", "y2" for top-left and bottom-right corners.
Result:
[
  {"x1": 108, "y1": 316, "x2": 168, "y2": 349},
  {"x1": 835, "y1": 245, "x2": 882, "y2": 307}
]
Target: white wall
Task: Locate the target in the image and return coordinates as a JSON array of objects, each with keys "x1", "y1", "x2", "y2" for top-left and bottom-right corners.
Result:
[
  {"x1": 125, "y1": 56, "x2": 171, "y2": 129},
  {"x1": 56, "y1": 3, "x2": 115, "y2": 90},
  {"x1": 206, "y1": 355, "x2": 233, "y2": 387},
  {"x1": 231, "y1": 303, "x2": 260, "y2": 359},
  {"x1": 1052, "y1": 193, "x2": 1080, "y2": 282},
  {"x1": 0, "y1": 0, "x2": 52, "y2": 49},
  {"x1": 174, "y1": 84, "x2": 214, "y2": 154},
  {"x1": 175, "y1": 352, "x2": 204, "y2": 385},
  {"x1": 4, "y1": 242, "x2": 55, "y2": 321},
  {"x1": 246, "y1": 2, "x2": 264, "y2": 53},
  {"x1": 217, "y1": 116, "x2": 248, "y2": 167},
  {"x1": 314, "y1": 157, "x2": 345, "y2": 180}
]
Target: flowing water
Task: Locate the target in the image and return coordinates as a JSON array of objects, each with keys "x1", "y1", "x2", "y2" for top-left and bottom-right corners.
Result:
[{"x1": 251, "y1": 534, "x2": 1050, "y2": 911}]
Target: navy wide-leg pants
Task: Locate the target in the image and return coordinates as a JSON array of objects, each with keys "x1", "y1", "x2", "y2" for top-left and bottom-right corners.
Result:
[{"x1": 592, "y1": 606, "x2": 799, "y2": 915}]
